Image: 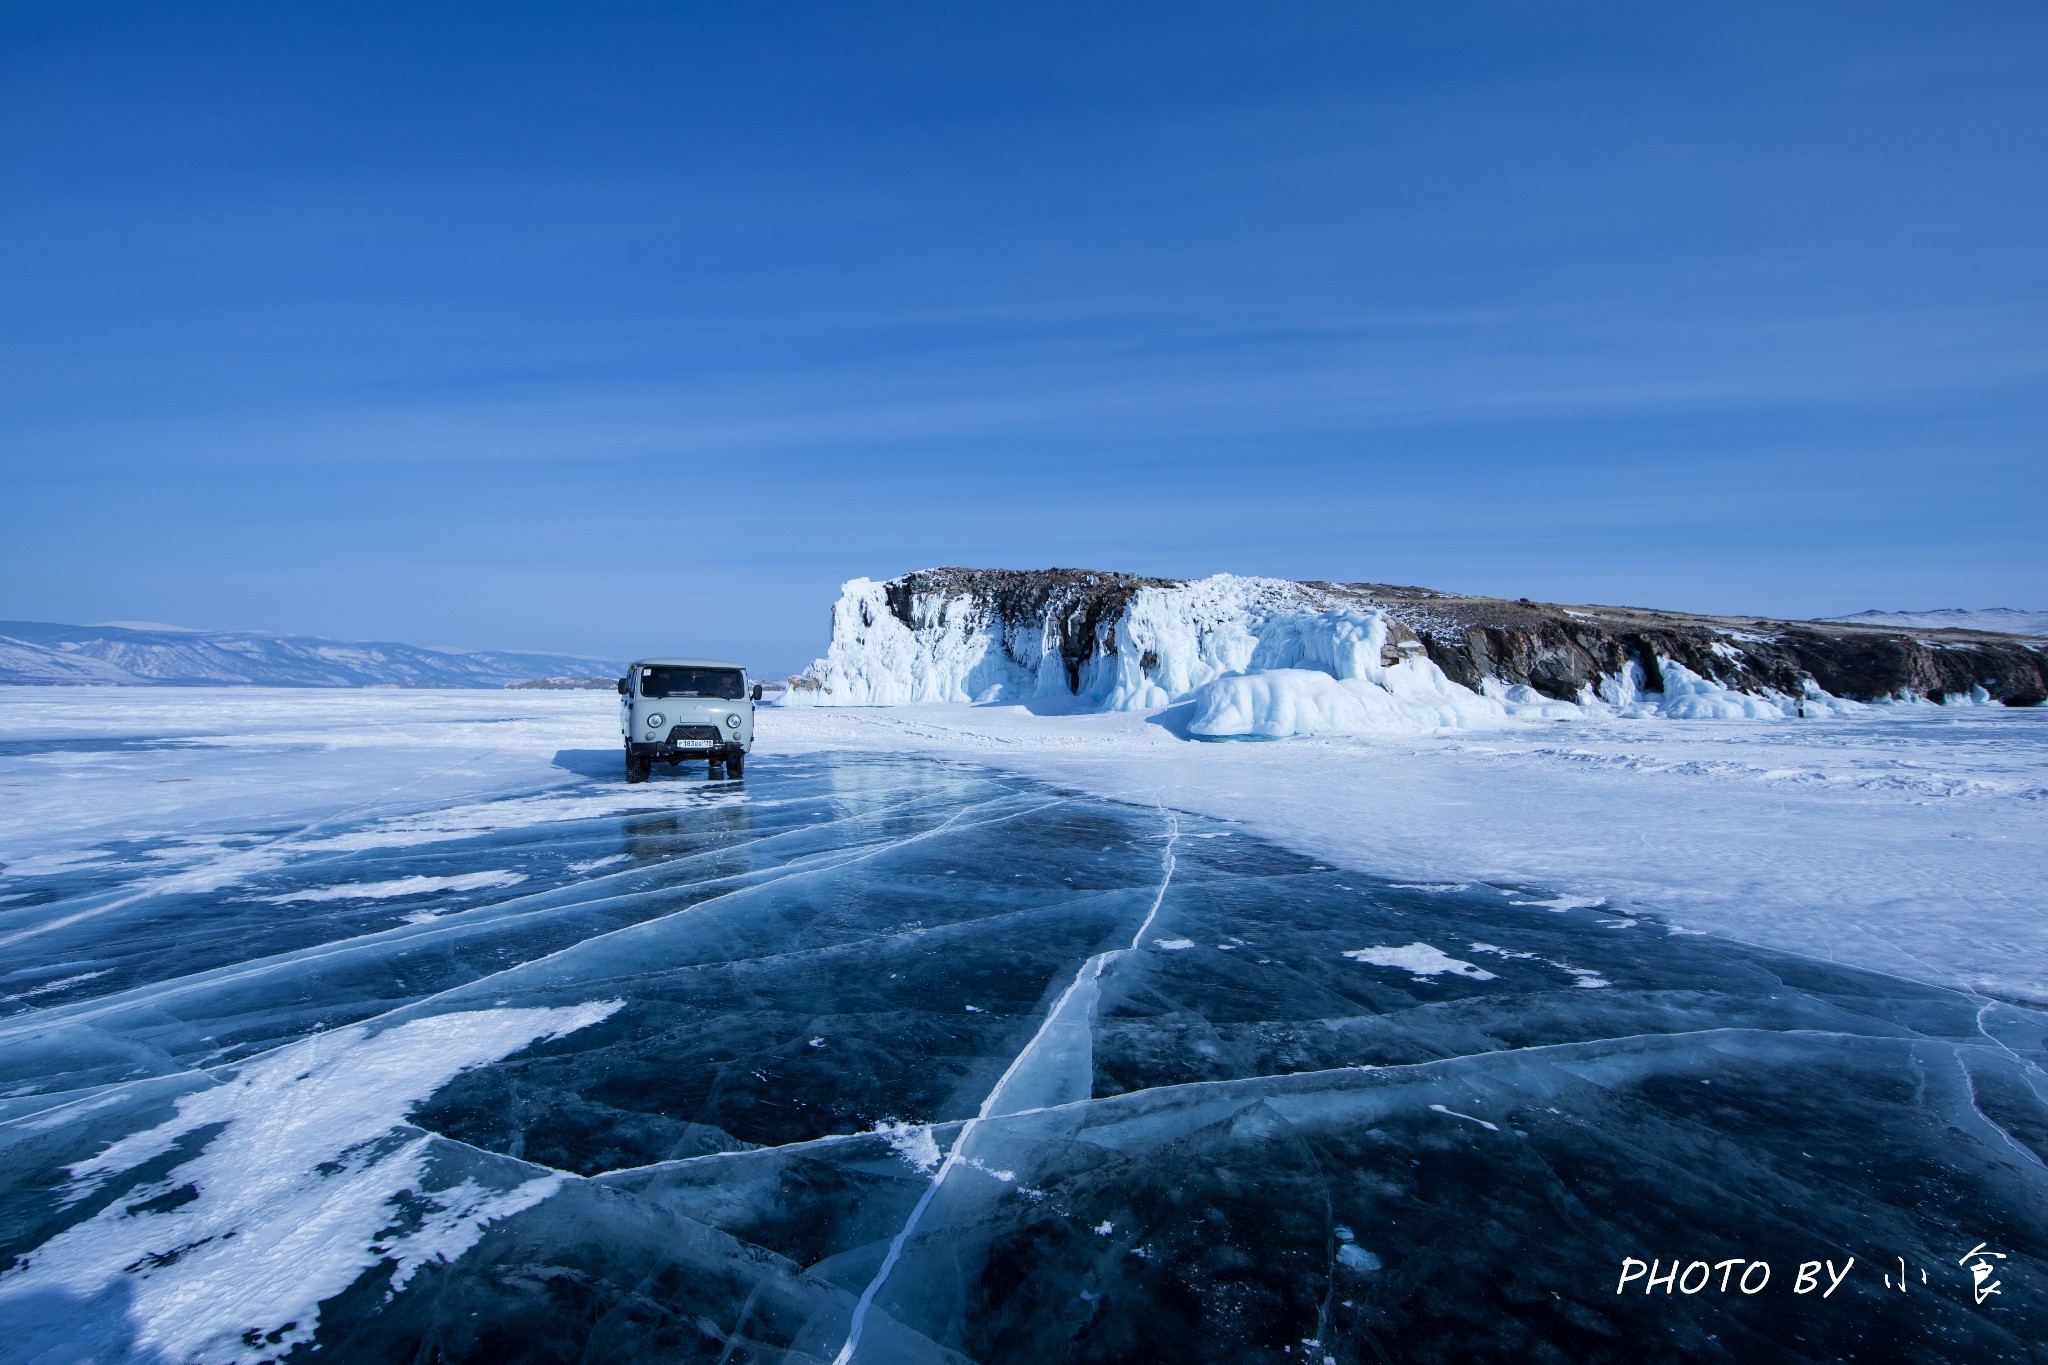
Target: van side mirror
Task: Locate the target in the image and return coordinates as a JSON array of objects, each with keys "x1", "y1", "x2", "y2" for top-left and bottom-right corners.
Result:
[
  {"x1": 616, "y1": 678, "x2": 628, "y2": 695},
  {"x1": 751, "y1": 683, "x2": 763, "y2": 702}
]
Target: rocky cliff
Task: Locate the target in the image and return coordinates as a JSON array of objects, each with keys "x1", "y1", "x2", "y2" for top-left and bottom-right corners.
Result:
[
  {"x1": 1358, "y1": 583, "x2": 2048, "y2": 707},
  {"x1": 788, "y1": 568, "x2": 2048, "y2": 712}
]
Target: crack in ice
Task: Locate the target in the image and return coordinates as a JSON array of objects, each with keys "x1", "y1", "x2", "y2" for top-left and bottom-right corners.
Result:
[
  {"x1": 0, "y1": 744, "x2": 530, "y2": 953},
  {"x1": 0, "y1": 794, "x2": 1049, "y2": 1051},
  {"x1": 829, "y1": 809, "x2": 1181, "y2": 1364}
]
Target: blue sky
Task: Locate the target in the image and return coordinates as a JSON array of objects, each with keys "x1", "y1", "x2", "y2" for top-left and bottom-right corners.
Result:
[{"x1": 3, "y1": 2, "x2": 2043, "y2": 672}]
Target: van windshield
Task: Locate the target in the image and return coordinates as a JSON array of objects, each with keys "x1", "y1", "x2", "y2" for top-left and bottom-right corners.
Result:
[{"x1": 639, "y1": 666, "x2": 745, "y2": 700}]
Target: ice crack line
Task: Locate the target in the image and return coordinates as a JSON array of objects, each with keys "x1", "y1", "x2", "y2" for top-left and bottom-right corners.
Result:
[
  {"x1": 0, "y1": 794, "x2": 1050, "y2": 1046},
  {"x1": 830, "y1": 810, "x2": 1180, "y2": 1364}
]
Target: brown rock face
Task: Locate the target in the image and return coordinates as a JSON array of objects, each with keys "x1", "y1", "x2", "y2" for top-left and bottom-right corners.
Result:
[
  {"x1": 872, "y1": 569, "x2": 2048, "y2": 707},
  {"x1": 1355, "y1": 585, "x2": 2048, "y2": 706}
]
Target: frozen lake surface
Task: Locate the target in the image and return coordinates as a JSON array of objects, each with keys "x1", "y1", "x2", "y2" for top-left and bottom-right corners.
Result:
[{"x1": 0, "y1": 693, "x2": 2043, "y2": 1362}]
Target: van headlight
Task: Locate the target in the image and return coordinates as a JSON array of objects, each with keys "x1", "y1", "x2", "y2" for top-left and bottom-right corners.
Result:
[
  {"x1": 645, "y1": 713, "x2": 664, "y2": 728},
  {"x1": 725, "y1": 713, "x2": 742, "y2": 728}
]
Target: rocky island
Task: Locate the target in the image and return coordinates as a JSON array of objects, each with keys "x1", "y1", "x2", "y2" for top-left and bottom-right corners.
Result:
[{"x1": 787, "y1": 568, "x2": 2048, "y2": 718}]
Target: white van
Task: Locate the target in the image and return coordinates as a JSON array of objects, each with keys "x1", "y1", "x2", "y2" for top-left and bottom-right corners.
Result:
[{"x1": 617, "y1": 658, "x2": 758, "y2": 783}]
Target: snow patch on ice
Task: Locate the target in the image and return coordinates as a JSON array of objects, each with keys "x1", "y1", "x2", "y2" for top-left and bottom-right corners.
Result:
[
  {"x1": 1, "y1": 849, "x2": 119, "y2": 877},
  {"x1": 1428, "y1": 1103, "x2": 1501, "y2": 1132},
  {"x1": 1510, "y1": 894, "x2": 1607, "y2": 913},
  {"x1": 1474, "y1": 945, "x2": 1613, "y2": 986},
  {"x1": 1342, "y1": 943, "x2": 1497, "y2": 981},
  {"x1": 869, "y1": 1120, "x2": 942, "y2": 1173},
  {"x1": 1153, "y1": 938, "x2": 1196, "y2": 951},
  {"x1": 0, "y1": 1000, "x2": 620, "y2": 1364},
  {"x1": 259, "y1": 869, "x2": 527, "y2": 904},
  {"x1": 1469, "y1": 940, "x2": 1614, "y2": 989}
]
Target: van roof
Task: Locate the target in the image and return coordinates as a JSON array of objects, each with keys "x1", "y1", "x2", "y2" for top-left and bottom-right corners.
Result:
[{"x1": 630, "y1": 658, "x2": 746, "y2": 670}]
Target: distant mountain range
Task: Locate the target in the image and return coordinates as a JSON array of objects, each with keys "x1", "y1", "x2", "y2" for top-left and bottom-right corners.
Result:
[
  {"x1": 0, "y1": 621, "x2": 625, "y2": 689},
  {"x1": 1819, "y1": 608, "x2": 2048, "y2": 637}
]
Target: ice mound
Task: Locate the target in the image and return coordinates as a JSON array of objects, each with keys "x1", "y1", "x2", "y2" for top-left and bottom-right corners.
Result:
[
  {"x1": 1590, "y1": 659, "x2": 1866, "y2": 721},
  {"x1": 1189, "y1": 667, "x2": 1491, "y2": 738},
  {"x1": 1184, "y1": 608, "x2": 1508, "y2": 737}
]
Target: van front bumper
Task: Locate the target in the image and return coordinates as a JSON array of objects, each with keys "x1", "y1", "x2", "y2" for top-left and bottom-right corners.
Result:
[{"x1": 630, "y1": 725, "x2": 747, "y2": 761}]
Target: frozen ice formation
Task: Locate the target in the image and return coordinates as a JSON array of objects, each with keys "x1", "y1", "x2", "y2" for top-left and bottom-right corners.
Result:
[
  {"x1": 784, "y1": 569, "x2": 2046, "y2": 736},
  {"x1": 783, "y1": 571, "x2": 1491, "y2": 718}
]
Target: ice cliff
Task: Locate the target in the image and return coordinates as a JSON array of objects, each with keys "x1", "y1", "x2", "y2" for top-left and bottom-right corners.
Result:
[{"x1": 786, "y1": 569, "x2": 2048, "y2": 737}]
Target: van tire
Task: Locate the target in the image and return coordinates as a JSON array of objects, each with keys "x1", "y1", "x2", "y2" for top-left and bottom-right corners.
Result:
[
  {"x1": 625, "y1": 749, "x2": 649, "y2": 784},
  {"x1": 727, "y1": 751, "x2": 745, "y2": 779}
]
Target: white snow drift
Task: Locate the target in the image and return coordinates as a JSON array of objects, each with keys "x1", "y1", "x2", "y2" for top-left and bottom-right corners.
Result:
[
  {"x1": 0, "y1": 1001, "x2": 620, "y2": 1364},
  {"x1": 1185, "y1": 609, "x2": 1515, "y2": 737}
]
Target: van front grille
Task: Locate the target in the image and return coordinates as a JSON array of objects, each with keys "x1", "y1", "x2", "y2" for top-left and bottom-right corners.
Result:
[{"x1": 667, "y1": 724, "x2": 723, "y2": 745}]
